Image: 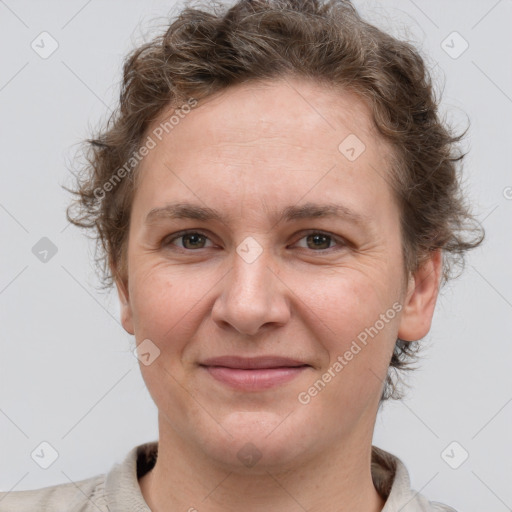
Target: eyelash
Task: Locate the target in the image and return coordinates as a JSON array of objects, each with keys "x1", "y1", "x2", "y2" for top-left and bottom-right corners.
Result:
[{"x1": 162, "y1": 229, "x2": 346, "y2": 253}]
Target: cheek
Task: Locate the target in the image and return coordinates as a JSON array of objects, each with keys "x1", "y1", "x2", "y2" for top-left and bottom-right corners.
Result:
[
  {"x1": 129, "y1": 261, "x2": 178, "y2": 336},
  {"x1": 129, "y1": 261, "x2": 215, "y2": 345},
  {"x1": 298, "y1": 268, "x2": 400, "y2": 393},
  {"x1": 300, "y1": 266, "x2": 392, "y2": 339}
]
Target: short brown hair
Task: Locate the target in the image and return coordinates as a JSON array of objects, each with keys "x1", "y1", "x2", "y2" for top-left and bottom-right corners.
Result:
[{"x1": 66, "y1": 0, "x2": 484, "y2": 401}]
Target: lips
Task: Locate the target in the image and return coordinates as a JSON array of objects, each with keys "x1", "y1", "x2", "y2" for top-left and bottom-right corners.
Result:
[
  {"x1": 199, "y1": 356, "x2": 311, "y2": 391},
  {"x1": 200, "y1": 355, "x2": 309, "y2": 369}
]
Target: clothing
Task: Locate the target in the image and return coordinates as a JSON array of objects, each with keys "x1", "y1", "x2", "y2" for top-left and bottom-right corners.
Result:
[{"x1": 0, "y1": 441, "x2": 457, "y2": 511}]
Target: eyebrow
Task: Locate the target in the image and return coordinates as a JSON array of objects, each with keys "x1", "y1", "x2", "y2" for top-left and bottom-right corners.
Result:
[{"x1": 145, "y1": 201, "x2": 371, "y2": 228}]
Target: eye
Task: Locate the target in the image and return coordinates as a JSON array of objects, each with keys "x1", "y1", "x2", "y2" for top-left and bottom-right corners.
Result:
[
  {"x1": 162, "y1": 229, "x2": 346, "y2": 252},
  {"x1": 164, "y1": 230, "x2": 214, "y2": 250},
  {"x1": 293, "y1": 231, "x2": 345, "y2": 252}
]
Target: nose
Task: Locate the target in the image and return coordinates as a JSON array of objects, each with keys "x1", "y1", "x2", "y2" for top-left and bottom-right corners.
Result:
[{"x1": 211, "y1": 243, "x2": 291, "y2": 336}]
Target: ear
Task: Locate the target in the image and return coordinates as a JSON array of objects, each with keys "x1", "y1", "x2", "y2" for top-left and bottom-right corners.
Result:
[
  {"x1": 397, "y1": 249, "x2": 442, "y2": 342},
  {"x1": 115, "y1": 275, "x2": 134, "y2": 335}
]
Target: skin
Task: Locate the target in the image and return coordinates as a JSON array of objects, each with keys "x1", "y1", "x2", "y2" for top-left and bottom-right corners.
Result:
[{"x1": 115, "y1": 76, "x2": 442, "y2": 512}]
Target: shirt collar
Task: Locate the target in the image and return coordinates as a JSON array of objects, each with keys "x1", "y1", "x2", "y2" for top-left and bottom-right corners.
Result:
[{"x1": 104, "y1": 441, "x2": 429, "y2": 512}]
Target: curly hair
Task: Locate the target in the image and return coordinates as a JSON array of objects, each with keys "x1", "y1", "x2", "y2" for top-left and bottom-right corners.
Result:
[{"x1": 66, "y1": 0, "x2": 485, "y2": 401}]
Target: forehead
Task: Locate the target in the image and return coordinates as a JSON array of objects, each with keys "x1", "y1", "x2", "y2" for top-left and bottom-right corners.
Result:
[
  {"x1": 133, "y1": 77, "x2": 397, "y2": 226},
  {"x1": 151, "y1": 78, "x2": 383, "y2": 155}
]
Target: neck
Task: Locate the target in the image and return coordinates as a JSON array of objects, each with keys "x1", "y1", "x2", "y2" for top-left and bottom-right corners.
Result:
[{"x1": 139, "y1": 420, "x2": 386, "y2": 512}]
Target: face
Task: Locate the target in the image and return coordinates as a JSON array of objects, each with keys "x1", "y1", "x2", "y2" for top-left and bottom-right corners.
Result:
[{"x1": 117, "y1": 77, "x2": 440, "y2": 471}]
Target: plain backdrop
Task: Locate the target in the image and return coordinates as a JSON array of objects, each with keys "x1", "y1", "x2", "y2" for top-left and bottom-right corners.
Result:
[{"x1": 0, "y1": 1, "x2": 511, "y2": 511}]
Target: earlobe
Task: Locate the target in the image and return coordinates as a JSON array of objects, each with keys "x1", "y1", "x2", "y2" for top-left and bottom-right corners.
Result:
[
  {"x1": 115, "y1": 276, "x2": 135, "y2": 335},
  {"x1": 397, "y1": 249, "x2": 442, "y2": 342}
]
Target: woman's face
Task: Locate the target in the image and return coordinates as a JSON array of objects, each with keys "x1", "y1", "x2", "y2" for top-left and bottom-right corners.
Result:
[{"x1": 117, "y1": 78, "x2": 439, "y2": 470}]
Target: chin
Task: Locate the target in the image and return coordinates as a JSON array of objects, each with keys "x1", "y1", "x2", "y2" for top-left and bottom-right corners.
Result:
[{"x1": 193, "y1": 410, "x2": 314, "y2": 473}]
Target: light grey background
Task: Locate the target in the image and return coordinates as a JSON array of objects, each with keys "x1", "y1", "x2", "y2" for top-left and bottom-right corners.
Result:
[{"x1": 1, "y1": 0, "x2": 511, "y2": 510}]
